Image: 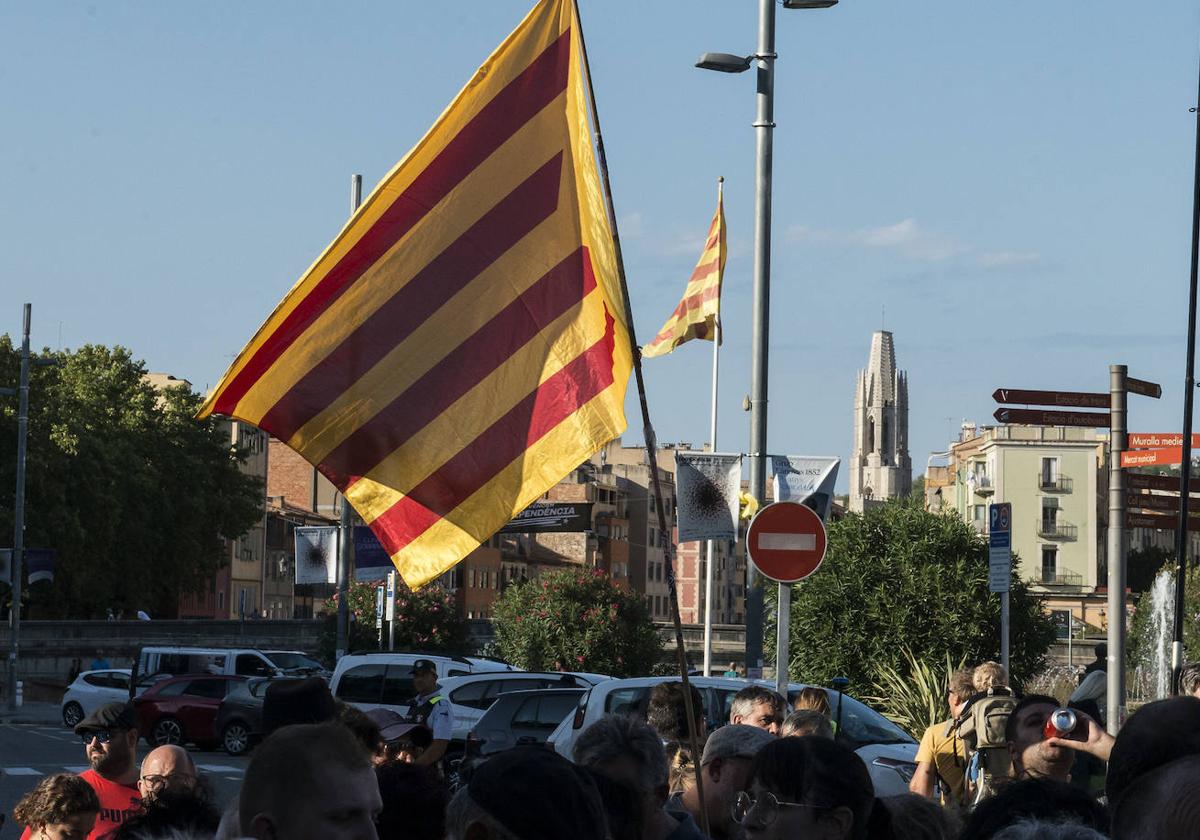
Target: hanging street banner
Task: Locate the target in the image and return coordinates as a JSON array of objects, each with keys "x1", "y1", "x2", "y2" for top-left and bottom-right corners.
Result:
[
  {"x1": 1121, "y1": 448, "x2": 1184, "y2": 469},
  {"x1": 1127, "y1": 470, "x2": 1200, "y2": 494},
  {"x1": 994, "y1": 407, "x2": 1110, "y2": 427},
  {"x1": 295, "y1": 526, "x2": 338, "y2": 585},
  {"x1": 992, "y1": 388, "x2": 1108, "y2": 409},
  {"x1": 675, "y1": 452, "x2": 742, "y2": 542},
  {"x1": 1127, "y1": 377, "x2": 1163, "y2": 399},
  {"x1": 1127, "y1": 433, "x2": 1200, "y2": 450},
  {"x1": 0, "y1": 548, "x2": 56, "y2": 584},
  {"x1": 1128, "y1": 512, "x2": 1200, "y2": 532},
  {"x1": 499, "y1": 502, "x2": 594, "y2": 533},
  {"x1": 771, "y1": 456, "x2": 840, "y2": 521}
]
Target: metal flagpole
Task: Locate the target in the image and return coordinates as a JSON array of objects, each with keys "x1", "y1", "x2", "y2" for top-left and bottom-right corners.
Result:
[
  {"x1": 1172, "y1": 44, "x2": 1200, "y2": 695},
  {"x1": 703, "y1": 177, "x2": 723, "y2": 678},
  {"x1": 571, "y1": 4, "x2": 709, "y2": 835},
  {"x1": 336, "y1": 174, "x2": 363, "y2": 662},
  {"x1": 6, "y1": 304, "x2": 31, "y2": 711}
]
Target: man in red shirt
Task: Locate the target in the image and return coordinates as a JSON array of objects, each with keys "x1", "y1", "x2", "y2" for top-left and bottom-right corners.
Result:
[{"x1": 20, "y1": 702, "x2": 143, "y2": 840}]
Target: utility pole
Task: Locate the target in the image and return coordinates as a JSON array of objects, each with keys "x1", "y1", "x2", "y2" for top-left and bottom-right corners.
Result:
[
  {"x1": 1106, "y1": 364, "x2": 1127, "y2": 734},
  {"x1": 5, "y1": 304, "x2": 31, "y2": 711},
  {"x1": 336, "y1": 175, "x2": 363, "y2": 662}
]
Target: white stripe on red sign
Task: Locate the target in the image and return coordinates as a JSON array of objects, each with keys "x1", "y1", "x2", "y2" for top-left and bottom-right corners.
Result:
[{"x1": 758, "y1": 533, "x2": 817, "y2": 551}]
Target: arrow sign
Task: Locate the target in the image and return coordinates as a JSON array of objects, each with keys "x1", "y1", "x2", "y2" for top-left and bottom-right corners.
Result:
[
  {"x1": 1127, "y1": 493, "x2": 1200, "y2": 513},
  {"x1": 1127, "y1": 377, "x2": 1162, "y2": 399},
  {"x1": 1127, "y1": 433, "x2": 1200, "y2": 449},
  {"x1": 1121, "y1": 448, "x2": 1184, "y2": 469},
  {"x1": 1128, "y1": 512, "x2": 1200, "y2": 531},
  {"x1": 994, "y1": 407, "x2": 1110, "y2": 428},
  {"x1": 1127, "y1": 471, "x2": 1200, "y2": 494},
  {"x1": 992, "y1": 388, "x2": 1108, "y2": 409}
]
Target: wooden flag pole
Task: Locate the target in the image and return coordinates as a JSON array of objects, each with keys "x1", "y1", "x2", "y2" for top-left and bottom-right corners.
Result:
[{"x1": 571, "y1": 2, "x2": 710, "y2": 835}]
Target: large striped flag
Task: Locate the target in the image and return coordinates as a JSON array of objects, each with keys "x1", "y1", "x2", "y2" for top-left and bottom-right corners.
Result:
[
  {"x1": 198, "y1": 0, "x2": 632, "y2": 588},
  {"x1": 641, "y1": 188, "x2": 726, "y2": 357}
]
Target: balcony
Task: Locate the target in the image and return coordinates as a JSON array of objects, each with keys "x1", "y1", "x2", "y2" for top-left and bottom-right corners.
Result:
[
  {"x1": 1039, "y1": 570, "x2": 1084, "y2": 587},
  {"x1": 970, "y1": 475, "x2": 994, "y2": 497},
  {"x1": 1038, "y1": 474, "x2": 1073, "y2": 493},
  {"x1": 1037, "y1": 519, "x2": 1078, "y2": 540}
]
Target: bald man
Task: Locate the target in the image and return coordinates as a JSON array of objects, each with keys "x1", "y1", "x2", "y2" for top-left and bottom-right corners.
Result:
[{"x1": 137, "y1": 745, "x2": 198, "y2": 802}]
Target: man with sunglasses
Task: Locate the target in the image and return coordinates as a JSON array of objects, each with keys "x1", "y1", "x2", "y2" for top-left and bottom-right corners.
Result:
[{"x1": 20, "y1": 702, "x2": 143, "y2": 840}]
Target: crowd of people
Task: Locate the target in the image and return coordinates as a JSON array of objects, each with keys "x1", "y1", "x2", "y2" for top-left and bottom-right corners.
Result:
[{"x1": 11, "y1": 656, "x2": 1200, "y2": 839}]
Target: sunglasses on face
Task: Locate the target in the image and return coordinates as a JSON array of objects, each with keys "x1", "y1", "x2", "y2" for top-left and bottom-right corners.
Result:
[
  {"x1": 732, "y1": 790, "x2": 824, "y2": 827},
  {"x1": 80, "y1": 729, "x2": 117, "y2": 745}
]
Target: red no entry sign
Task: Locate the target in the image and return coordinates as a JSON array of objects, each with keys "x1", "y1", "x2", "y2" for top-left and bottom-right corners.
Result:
[{"x1": 747, "y1": 501, "x2": 828, "y2": 583}]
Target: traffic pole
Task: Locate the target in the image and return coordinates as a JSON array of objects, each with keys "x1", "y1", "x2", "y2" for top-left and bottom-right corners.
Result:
[
  {"x1": 1000, "y1": 590, "x2": 1010, "y2": 676},
  {"x1": 1106, "y1": 364, "x2": 1128, "y2": 734},
  {"x1": 6, "y1": 304, "x2": 31, "y2": 711}
]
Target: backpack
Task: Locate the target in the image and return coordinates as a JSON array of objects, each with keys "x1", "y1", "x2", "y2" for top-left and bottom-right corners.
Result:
[{"x1": 950, "y1": 686, "x2": 1018, "y2": 805}]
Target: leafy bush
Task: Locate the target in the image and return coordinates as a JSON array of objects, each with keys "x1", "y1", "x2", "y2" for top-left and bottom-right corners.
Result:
[
  {"x1": 492, "y1": 568, "x2": 660, "y2": 676},
  {"x1": 864, "y1": 648, "x2": 965, "y2": 737},
  {"x1": 319, "y1": 578, "x2": 467, "y2": 660},
  {"x1": 768, "y1": 500, "x2": 1056, "y2": 692}
]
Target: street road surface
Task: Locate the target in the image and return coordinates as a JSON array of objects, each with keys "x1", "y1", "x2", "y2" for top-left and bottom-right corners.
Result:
[{"x1": 0, "y1": 723, "x2": 249, "y2": 839}]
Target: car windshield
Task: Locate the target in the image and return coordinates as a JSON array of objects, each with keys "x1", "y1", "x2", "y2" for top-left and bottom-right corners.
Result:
[
  {"x1": 828, "y1": 692, "x2": 914, "y2": 748},
  {"x1": 267, "y1": 653, "x2": 323, "y2": 669}
]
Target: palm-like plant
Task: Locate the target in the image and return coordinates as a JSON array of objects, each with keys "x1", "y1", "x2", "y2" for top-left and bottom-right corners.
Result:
[{"x1": 864, "y1": 647, "x2": 965, "y2": 738}]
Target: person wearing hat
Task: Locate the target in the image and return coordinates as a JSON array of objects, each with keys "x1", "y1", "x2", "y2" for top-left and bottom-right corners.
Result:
[
  {"x1": 671, "y1": 724, "x2": 776, "y2": 840},
  {"x1": 23, "y1": 702, "x2": 143, "y2": 840},
  {"x1": 364, "y1": 707, "x2": 433, "y2": 766},
  {"x1": 406, "y1": 659, "x2": 451, "y2": 768}
]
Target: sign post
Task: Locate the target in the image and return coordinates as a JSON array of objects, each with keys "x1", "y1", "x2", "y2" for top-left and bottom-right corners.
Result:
[
  {"x1": 375, "y1": 585, "x2": 386, "y2": 650},
  {"x1": 386, "y1": 570, "x2": 397, "y2": 651},
  {"x1": 746, "y1": 502, "x2": 828, "y2": 697},
  {"x1": 988, "y1": 503, "x2": 1012, "y2": 674},
  {"x1": 1107, "y1": 365, "x2": 1128, "y2": 734}
]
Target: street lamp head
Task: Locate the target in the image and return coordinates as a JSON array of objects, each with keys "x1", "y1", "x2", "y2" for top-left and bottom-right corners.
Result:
[
  {"x1": 695, "y1": 52, "x2": 752, "y2": 73},
  {"x1": 783, "y1": 0, "x2": 838, "y2": 7}
]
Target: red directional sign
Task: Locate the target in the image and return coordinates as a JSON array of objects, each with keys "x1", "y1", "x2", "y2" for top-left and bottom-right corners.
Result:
[
  {"x1": 1127, "y1": 377, "x2": 1162, "y2": 399},
  {"x1": 993, "y1": 407, "x2": 1110, "y2": 428},
  {"x1": 1127, "y1": 471, "x2": 1200, "y2": 494},
  {"x1": 1128, "y1": 433, "x2": 1200, "y2": 449},
  {"x1": 1127, "y1": 493, "x2": 1200, "y2": 514},
  {"x1": 1127, "y1": 512, "x2": 1200, "y2": 532},
  {"x1": 1121, "y1": 448, "x2": 1184, "y2": 469},
  {"x1": 747, "y1": 501, "x2": 827, "y2": 584},
  {"x1": 992, "y1": 388, "x2": 1108, "y2": 409}
]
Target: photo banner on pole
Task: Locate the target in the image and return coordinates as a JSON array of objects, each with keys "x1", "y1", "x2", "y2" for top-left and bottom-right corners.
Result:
[
  {"x1": 676, "y1": 453, "x2": 742, "y2": 542},
  {"x1": 770, "y1": 456, "x2": 840, "y2": 520},
  {"x1": 294, "y1": 526, "x2": 338, "y2": 585}
]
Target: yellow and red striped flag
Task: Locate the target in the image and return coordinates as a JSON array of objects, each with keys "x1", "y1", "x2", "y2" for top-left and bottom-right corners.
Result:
[
  {"x1": 641, "y1": 188, "x2": 726, "y2": 358},
  {"x1": 198, "y1": 0, "x2": 632, "y2": 588}
]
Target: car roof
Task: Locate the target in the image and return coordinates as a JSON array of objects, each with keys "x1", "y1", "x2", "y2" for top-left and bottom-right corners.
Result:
[
  {"x1": 154, "y1": 674, "x2": 246, "y2": 684},
  {"x1": 439, "y1": 672, "x2": 586, "y2": 691},
  {"x1": 80, "y1": 668, "x2": 132, "y2": 676}
]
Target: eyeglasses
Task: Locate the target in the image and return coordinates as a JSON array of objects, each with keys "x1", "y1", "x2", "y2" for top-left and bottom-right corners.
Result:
[
  {"x1": 140, "y1": 773, "x2": 197, "y2": 791},
  {"x1": 80, "y1": 729, "x2": 116, "y2": 745},
  {"x1": 732, "y1": 791, "x2": 823, "y2": 827}
]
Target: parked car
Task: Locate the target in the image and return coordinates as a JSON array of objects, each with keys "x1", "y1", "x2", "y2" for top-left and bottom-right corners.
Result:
[
  {"x1": 131, "y1": 674, "x2": 246, "y2": 747},
  {"x1": 132, "y1": 646, "x2": 321, "y2": 693},
  {"x1": 464, "y1": 688, "x2": 586, "y2": 760},
  {"x1": 60, "y1": 669, "x2": 132, "y2": 728},
  {"x1": 262, "y1": 650, "x2": 330, "y2": 680},
  {"x1": 213, "y1": 677, "x2": 279, "y2": 756},
  {"x1": 546, "y1": 677, "x2": 919, "y2": 797},
  {"x1": 329, "y1": 652, "x2": 514, "y2": 713}
]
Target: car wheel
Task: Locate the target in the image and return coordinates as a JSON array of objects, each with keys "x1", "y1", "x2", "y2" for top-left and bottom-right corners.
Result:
[
  {"x1": 222, "y1": 722, "x2": 251, "y2": 756},
  {"x1": 62, "y1": 702, "x2": 84, "y2": 728},
  {"x1": 152, "y1": 717, "x2": 184, "y2": 746}
]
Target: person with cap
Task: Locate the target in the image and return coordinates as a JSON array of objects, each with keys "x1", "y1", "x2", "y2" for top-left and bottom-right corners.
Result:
[
  {"x1": 406, "y1": 659, "x2": 451, "y2": 768},
  {"x1": 260, "y1": 675, "x2": 338, "y2": 736},
  {"x1": 364, "y1": 707, "x2": 432, "y2": 766},
  {"x1": 672, "y1": 724, "x2": 776, "y2": 840},
  {"x1": 24, "y1": 702, "x2": 143, "y2": 840},
  {"x1": 445, "y1": 745, "x2": 607, "y2": 840}
]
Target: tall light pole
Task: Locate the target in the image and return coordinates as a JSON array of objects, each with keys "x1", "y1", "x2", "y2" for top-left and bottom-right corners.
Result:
[
  {"x1": 4, "y1": 304, "x2": 31, "y2": 710},
  {"x1": 697, "y1": 0, "x2": 837, "y2": 678}
]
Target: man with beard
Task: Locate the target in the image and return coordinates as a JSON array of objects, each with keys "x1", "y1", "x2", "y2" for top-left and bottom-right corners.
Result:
[
  {"x1": 1005, "y1": 694, "x2": 1113, "y2": 783},
  {"x1": 22, "y1": 703, "x2": 142, "y2": 840}
]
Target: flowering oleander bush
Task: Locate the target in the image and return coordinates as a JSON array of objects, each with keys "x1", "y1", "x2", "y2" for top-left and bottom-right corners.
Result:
[{"x1": 320, "y1": 578, "x2": 468, "y2": 659}]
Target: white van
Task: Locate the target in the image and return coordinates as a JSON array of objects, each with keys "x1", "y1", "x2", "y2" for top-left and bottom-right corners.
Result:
[
  {"x1": 329, "y1": 653, "x2": 512, "y2": 711},
  {"x1": 132, "y1": 647, "x2": 317, "y2": 693}
]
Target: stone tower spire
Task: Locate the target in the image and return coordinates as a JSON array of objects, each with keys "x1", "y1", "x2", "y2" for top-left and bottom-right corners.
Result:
[{"x1": 850, "y1": 331, "x2": 912, "y2": 511}]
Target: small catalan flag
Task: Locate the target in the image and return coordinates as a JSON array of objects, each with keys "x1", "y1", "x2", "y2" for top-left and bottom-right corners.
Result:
[
  {"x1": 199, "y1": 0, "x2": 632, "y2": 588},
  {"x1": 641, "y1": 184, "x2": 726, "y2": 358}
]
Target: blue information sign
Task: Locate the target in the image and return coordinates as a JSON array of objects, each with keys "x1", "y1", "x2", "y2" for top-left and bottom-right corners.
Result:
[{"x1": 988, "y1": 503, "x2": 1012, "y2": 593}]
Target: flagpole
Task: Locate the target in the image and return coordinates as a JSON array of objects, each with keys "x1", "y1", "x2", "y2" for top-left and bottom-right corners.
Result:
[
  {"x1": 703, "y1": 177, "x2": 723, "y2": 679},
  {"x1": 571, "y1": 4, "x2": 709, "y2": 836},
  {"x1": 336, "y1": 174, "x2": 363, "y2": 663}
]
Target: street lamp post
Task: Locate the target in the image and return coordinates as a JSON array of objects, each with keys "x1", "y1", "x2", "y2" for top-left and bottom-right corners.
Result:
[{"x1": 697, "y1": 0, "x2": 836, "y2": 679}]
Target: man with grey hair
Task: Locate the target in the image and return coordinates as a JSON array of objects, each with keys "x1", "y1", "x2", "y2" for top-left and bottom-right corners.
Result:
[
  {"x1": 781, "y1": 709, "x2": 834, "y2": 739},
  {"x1": 575, "y1": 715, "x2": 705, "y2": 840},
  {"x1": 728, "y1": 685, "x2": 785, "y2": 735},
  {"x1": 1180, "y1": 662, "x2": 1200, "y2": 698},
  {"x1": 445, "y1": 746, "x2": 606, "y2": 840},
  {"x1": 672, "y1": 724, "x2": 775, "y2": 840}
]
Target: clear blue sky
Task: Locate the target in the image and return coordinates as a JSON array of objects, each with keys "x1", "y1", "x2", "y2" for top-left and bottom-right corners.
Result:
[{"x1": 3, "y1": 1, "x2": 1199, "y2": 492}]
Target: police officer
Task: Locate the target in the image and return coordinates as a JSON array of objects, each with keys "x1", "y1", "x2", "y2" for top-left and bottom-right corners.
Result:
[{"x1": 407, "y1": 659, "x2": 451, "y2": 768}]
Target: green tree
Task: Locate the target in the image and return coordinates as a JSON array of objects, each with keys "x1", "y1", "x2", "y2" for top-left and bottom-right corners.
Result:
[
  {"x1": 492, "y1": 567, "x2": 659, "y2": 676},
  {"x1": 1128, "y1": 560, "x2": 1200, "y2": 673},
  {"x1": 768, "y1": 500, "x2": 1057, "y2": 691},
  {"x1": 0, "y1": 339, "x2": 262, "y2": 619},
  {"x1": 318, "y1": 578, "x2": 468, "y2": 660}
]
